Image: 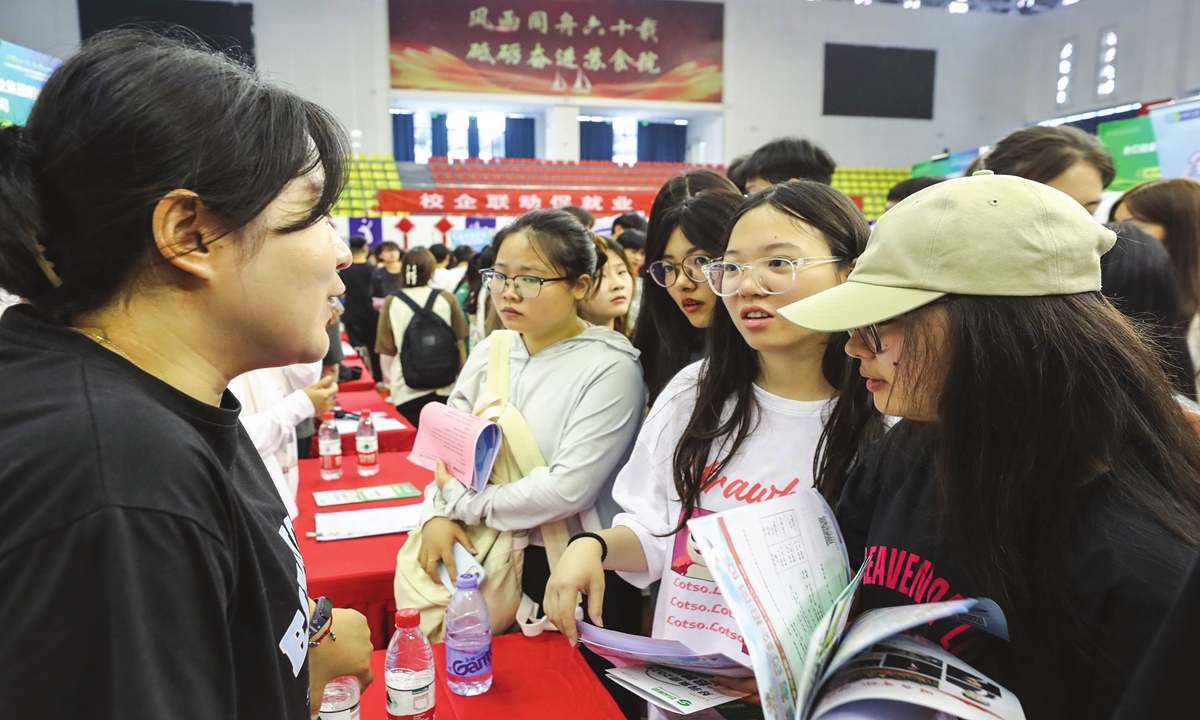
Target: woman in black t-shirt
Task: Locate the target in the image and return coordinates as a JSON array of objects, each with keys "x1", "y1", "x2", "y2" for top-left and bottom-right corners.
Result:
[
  {"x1": 779, "y1": 173, "x2": 1200, "y2": 720},
  {"x1": 0, "y1": 31, "x2": 372, "y2": 719}
]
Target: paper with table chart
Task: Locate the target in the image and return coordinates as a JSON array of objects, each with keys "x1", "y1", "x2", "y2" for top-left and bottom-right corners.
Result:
[
  {"x1": 407, "y1": 403, "x2": 501, "y2": 492},
  {"x1": 312, "y1": 482, "x2": 422, "y2": 507},
  {"x1": 311, "y1": 504, "x2": 423, "y2": 541},
  {"x1": 334, "y1": 413, "x2": 406, "y2": 436},
  {"x1": 605, "y1": 666, "x2": 751, "y2": 715},
  {"x1": 686, "y1": 492, "x2": 1025, "y2": 720}
]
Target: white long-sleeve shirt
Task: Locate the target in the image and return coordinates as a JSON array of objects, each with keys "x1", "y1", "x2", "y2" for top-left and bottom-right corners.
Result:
[
  {"x1": 227, "y1": 363, "x2": 321, "y2": 519},
  {"x1": 421, "y1": 325, "x2": 646, "y2": 545}
]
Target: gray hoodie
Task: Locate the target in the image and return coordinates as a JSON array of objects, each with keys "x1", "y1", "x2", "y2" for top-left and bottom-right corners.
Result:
[{"x1": 423, "y1": 324, "x2": 646, "y2": 545}]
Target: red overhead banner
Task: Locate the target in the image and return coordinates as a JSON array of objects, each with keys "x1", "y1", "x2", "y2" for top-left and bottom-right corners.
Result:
[
  {"x1": 377, "y1": 188, "x2": 657, "y2": 215},
  {"x1": 388, "y1": 0, "x2": 723, "y2": 102}
]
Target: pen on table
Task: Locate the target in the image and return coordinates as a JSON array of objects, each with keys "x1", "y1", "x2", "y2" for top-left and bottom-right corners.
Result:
[{"x1": 307, "y1": 531, "x2": 355, "y2": 538}]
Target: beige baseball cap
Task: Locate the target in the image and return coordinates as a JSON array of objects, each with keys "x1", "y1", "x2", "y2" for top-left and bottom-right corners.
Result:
[{"x1": 778, "y1": 170, "x2": 1117, "y2": 332}]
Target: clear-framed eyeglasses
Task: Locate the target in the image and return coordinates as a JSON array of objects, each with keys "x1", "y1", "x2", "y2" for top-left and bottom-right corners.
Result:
[
  {"x1": 647, "y1": 254, "x2": 713, "y2": 288},
  {"x1": 480, "y1": 269, "x2": 572, "y2": 299},
  {"x1": 847, "y1": 325, "x2": 883, "y2": 354},
  {"x1": 701, "y1": 256, "x2": 846, "y2": 297}
]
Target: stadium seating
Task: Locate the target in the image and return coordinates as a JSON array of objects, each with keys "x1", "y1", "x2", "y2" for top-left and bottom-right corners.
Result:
[{"x1": 333, "y1": 154, "x2": 402, "y2": 217}]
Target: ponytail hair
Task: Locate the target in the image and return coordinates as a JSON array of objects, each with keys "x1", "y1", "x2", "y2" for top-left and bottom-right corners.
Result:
[{"x1": 0, "y1": 29, "x2": 348, "y2": 320}]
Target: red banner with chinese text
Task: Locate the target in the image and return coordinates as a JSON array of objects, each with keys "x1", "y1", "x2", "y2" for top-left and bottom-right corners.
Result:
[
  {"x1": 377, "y1": 188, "x2": 657, "y2": 215},
  {"x1": 388, "y1": 0, "x2": 723, "y2": 102}
]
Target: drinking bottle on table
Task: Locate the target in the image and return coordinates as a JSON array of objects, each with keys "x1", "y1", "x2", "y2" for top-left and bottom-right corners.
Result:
[
  {"x1": 318, "y1": 676, "x2": 360, "y2": 720},
  {"x1": 445, "y1": 574, "x2": 493, "y2": 696},
  {"x1": 356, "y1": 412, "x2": 379, "y2": 477},
  {"x1": 386, "y1": 609, "x2": 436, "y2": 720},
  {"x1": 318, "y1": 411, "x2": 343, "y2": 480}
]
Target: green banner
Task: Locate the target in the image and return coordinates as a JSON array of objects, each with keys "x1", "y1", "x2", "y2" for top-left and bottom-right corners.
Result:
[{"x1": 1098, "y1": 116, "x2": 1161, "y2": 192}]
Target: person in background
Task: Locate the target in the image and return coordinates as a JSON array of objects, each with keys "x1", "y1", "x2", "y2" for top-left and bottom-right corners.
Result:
[
  {"x1": 610, "y1": 211, "x2": 647, "y2": 240},
  {"x1": 740, "y1": 137, "x2": 837, "y2": 194},
  {"x1": 296, "y1": 320, "x2": 344, "y2": 458},
  {"x1": 1101, "y1": 221, "x2": 1197, "y2": 399},
  {"x1": 885, "y1": 176, "x2": 944, "y2": 212},
  {"x1": 783, "y1": 173, "x2": 1200, "y2": 720},
  {"x1": 412, "y1": 208, "x2": 646, "y2": 719},
  {"x1": 428, "y1": 242, "x2": 467, "y2": 291},
  {"x1": 615, "y1": 228, "x2": 646, "y2": 270},
  {"x1": 1111, "y1": 178, "x2": 1200, "y2": 386},
  {"x1": 545, "y1": 185, "x2": 885, "y2": 720},
  {"x1": 979, "y1": 125, "x2": 1114, "y2": 216},
  {"x1": 580, "y1": 234, "x2": 635, "y2": 336},
  {"x1": 726, "y1": 154, "x2": 749, "y2": 194},
  {"x1": 0, "y1": 30, "x2": 372, "y2": 718},
  {"x1": 340, "y1": 235, "x2": 382, "y2": 384},
  {"x1": 376, "y1": 247, "x2": 469, "y2": 427},
  {"x1": 632, "y1": 171, "x2": 743, "y2": 404},
  {"x1": 370, "y1": 240, "x2": 403, "y2": 303},
  {"x1": 461, "y1": 243, "x2": 498, "y2": 352},
  {"x1": 562, "y1": 204, "x2": 596, "y2": 230},
  {"x1": 228, "y1": 362, "x2": 337, "y2": 518}
]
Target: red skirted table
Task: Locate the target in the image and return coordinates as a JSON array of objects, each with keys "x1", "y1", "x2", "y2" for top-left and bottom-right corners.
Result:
[
  {"x1": 339, "y1": 356, "x2": 377, "y2": 393},
  {"x1": 311, "y1": 389, "x2": 417, "y2": 456},
  {"x1": 358, "y1": 633, "x2": 626, "y2": 720},
  {"x1": 298, "y1": 453, "x2": 432, "y2": 649}
]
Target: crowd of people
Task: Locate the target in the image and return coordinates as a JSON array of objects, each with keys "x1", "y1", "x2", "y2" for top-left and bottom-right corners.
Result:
[{"x1": 4, "y1": 29, "x2": 1200, "y2": 720}]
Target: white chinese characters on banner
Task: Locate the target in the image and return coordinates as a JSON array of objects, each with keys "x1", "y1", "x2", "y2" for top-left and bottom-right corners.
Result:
[
  {"x1": 420, "y1": 192, "x2": 446, "y2": 210},
  {"x1": 611, "y1": 195, "x2": 634, "y2": 212},
  {"x1": 454, "y1": 193, "x2": 479, "y2": 210}
]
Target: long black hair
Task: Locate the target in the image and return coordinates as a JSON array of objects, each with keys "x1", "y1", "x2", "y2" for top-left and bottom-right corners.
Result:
[
  {"x1": 901, "y1": 292, "x2": 1200, "y2": 714},
  {"x1": 0, "y1": 30, "x2": 347, "y2": 320},
  {"x1": 632, "y1": 169, "x2": 742, "y2": 403},
  {"x1": 670, "y1": 181, "x2": 885, "y2": 531}
]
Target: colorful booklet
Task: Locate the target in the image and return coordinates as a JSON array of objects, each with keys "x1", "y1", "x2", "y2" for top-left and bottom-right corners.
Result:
[
  {"x1": 312, "y1": 482, "x2": 421, "y2": 507},
  {"x1": 408, "y1": 403, "x2": 502, "y2": 492}
]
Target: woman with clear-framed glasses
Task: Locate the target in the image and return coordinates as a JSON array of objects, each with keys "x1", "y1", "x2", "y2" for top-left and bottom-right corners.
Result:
[
  {"x1": 544, "y1": 183, "x2": 885, "y2": 713},
  {"x1": 629, "y1": 170, "x2": 745, "y2": 404}
]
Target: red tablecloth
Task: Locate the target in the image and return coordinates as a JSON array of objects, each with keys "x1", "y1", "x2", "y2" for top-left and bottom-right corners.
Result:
[
  {"x1": 339, "y1": 356, "x2": 377, "y2": 393},
  {"x1": 359, "y1": 633, "x2": 625, "y2": 720},
  {"x1": 299, "y1": 453, "x2": 432, "y2": 648},
  {"x1": 311, "y1": 390, "x2": 416, "y2": 456}
]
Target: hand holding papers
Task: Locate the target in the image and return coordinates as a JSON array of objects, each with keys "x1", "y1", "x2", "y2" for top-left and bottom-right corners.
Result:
[{"x1": 408, "y1": 403, "x2": 501, "y2": 492}]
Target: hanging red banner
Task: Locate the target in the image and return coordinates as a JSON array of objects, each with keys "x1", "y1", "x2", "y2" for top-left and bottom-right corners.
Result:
[{"x1": 377, "y1": 188, "x2": 657, "y2": 215}]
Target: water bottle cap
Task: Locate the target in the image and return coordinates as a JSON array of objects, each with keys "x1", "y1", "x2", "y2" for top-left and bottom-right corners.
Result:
[
  {"x1": 322, "y1": 411, "x2": 335, "y2": 420},
  {"x1": 456, "y1": 573, "x2": 478, "y2": 590},
  {"x1": 396, "y1": 608, "x2": 421, "y2": 628}
]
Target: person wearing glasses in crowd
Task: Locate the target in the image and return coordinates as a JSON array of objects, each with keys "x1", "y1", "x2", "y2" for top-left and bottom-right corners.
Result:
[
  {"x1": 543, "y1": 182, "x2": 885, "y2": 718},
  {"x1": 779, "y1": 173, "x2": 1200, "y2": 719},
  {"x1": 412, "y1": 208, "x2": 647, "y2": 717},
  {"x1": 631, "y1": 170, "x2": 743, "y2": 404}
]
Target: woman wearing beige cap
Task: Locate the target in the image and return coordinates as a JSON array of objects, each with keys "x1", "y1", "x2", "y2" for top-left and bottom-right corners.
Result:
[{"x1": 778, "y1": 172, "x2": 1200, "y2": 719}]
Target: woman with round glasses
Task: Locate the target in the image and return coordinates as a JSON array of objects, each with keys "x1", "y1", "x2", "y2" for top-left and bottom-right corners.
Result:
[
  {"x1": 543, "y1": 182, "x2": 885, "y2": 713},
  {"x1": 631, "y1": 171, "x2": 743, "y2": 404},
  {"x1": 411, "y1": 209, "x2": 647, "y2": 711}
]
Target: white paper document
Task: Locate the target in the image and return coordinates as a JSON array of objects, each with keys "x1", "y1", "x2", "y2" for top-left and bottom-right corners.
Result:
[
  {"x1": 606, "y1": 666, "x2": 751, "y2": 715},
  {"x1": 335, "y1": 412, "x2": 406, "y2": 436},
  {"x1": 312, "y1": 504, "x2": 422, "y2": 541}
]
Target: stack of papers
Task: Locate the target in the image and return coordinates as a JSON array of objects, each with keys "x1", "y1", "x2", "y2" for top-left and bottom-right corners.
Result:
[
  {"x1": 334, "y1": 413, "x2": 406, "y2": 436},
  {"x1": 312, "y1": 482, "x2": 421, "y2": 507},
  {"x1": 311, "y1": 504, "x2": 422, "y2": 541}
]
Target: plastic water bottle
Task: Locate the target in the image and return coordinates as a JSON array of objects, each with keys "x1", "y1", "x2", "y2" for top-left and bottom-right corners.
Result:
[
  {"x1": 445, "y1": 574, "x2": 492, "y2": 696},
  {"x1": 318, "y1": 676, "x2": 360, "y2": 720},
  {"x1": 356, "y1": 412, "x2": 379, "y2": 477},
  {"x1": 386, "y1": 609, "x2": 436, "y2": 720},
  {"x1": 318, "y1": 411, "x2": 343, "y2": 480}
]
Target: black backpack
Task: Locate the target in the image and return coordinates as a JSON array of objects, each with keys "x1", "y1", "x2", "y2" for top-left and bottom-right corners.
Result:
[{"x1": 395, "y1": 291, "x2": 460, "y2": 390}]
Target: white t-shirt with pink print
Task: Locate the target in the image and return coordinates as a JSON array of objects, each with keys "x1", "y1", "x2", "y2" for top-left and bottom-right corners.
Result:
[{"x1": 611, "y1": 361, "x2": 830, "y2": 666}]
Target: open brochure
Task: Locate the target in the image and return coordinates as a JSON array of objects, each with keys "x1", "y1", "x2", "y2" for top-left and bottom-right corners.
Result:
[
  {"x1": 682, "y1": 492, "x2": 1023, "y2": 720},
  {"x1": 407, "y1": 403, "x2": 501, "y2": 492}
]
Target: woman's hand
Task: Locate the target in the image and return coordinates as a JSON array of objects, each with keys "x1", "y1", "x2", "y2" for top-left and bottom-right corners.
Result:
[
  {"x1": 434, "y1": 460, "x2": 457, "y2": 492},
  {"x1": 543, "y1": 536, "x2": 607, "y2": 646},
  {"x1": 308, "y1": 607, "x2": 374, "y2": 719},
  {"x1": 713, "y1": 676, "x2": 761, "y2": 705},
  {"x1": 417, "y1": 516, "x2": 477, "y2": 584},
  {"x1": 304, "y1": 375, "x2": 338, "y2": 416}
]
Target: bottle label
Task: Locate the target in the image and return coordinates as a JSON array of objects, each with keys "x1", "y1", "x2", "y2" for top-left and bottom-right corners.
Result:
[
  {"x1": 317, "y1": 701, "x2": 360, "y2": 720},
  {"x1": 356, "y1": 436, "x2": 378, "y2": 454},
  {"x1": 446, "y1": 644, "x2": 492, "y2": 679},
  {"x1": 386, "y1": 681, "x2": 435, "y2": 720},
  {"x1": 319, "y1": 439, "x2": 342, "y2": 468}
]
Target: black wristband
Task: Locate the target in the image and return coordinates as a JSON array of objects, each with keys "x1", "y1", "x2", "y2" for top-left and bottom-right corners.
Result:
[{"x1": 568, "y1": 532, "x2": 608, "y2": 563}]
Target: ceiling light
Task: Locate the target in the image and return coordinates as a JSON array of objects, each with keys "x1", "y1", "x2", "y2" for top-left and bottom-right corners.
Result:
[
  {"x1": 1060, "y1": 43, "x2": 1073, "y2": 59},
  {"x1": 949, "y1": 2, "x2": 969, "y2": 14}
]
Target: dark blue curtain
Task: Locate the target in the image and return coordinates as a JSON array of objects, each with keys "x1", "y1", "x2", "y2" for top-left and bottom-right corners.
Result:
[
  {"x1": 467, "y1": 116, "x2": 480, "y2": 158},
  {"x1": 505, "y1": 117, "x2": 536, "y2": 158},
  {"x1": 392, "y1": 113, "x2": 415, "y2": 162},
  {"x1": 637, "y1": 122, "x2": 687, "y2": 163},
  {"x1": 579, "y1": 120, "x2": 614, "y2": 161},
  {"x1": 431, "y1": 113, "x2": 448, "y2": 158}
]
